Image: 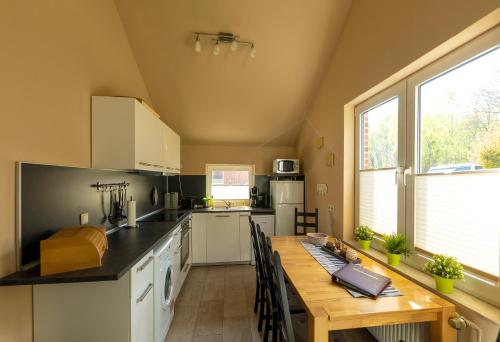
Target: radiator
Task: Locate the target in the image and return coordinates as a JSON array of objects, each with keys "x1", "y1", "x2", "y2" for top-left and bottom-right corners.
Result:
[{"x1": 368, "y1": 323, "x2": 429, "y2": 342}]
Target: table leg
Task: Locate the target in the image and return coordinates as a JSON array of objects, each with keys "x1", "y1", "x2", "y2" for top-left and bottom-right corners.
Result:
[
  {"x1": 307, "y1": 307, "x2": 329, "y2": 342},
  {"x1": 430, "y1": 305, "x2": 455, "y2": 342}
]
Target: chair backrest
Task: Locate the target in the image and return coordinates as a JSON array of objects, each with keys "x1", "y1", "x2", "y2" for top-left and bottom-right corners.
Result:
[
  {"x1": 258, "y1": 230, "x2": 277, "y2": 306},
  {"x1": 294, "y1": 208, "x2": 319, "y2": 235},
  {"x1": 249, "y1": 218, "x2": 265, "y2": 281},
  {"x1": 273, "y1": 250, "x2": 295, "y2": 342}
]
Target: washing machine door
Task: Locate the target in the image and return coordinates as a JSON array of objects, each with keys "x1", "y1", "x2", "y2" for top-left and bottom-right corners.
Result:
[{"x1": 162, "y1": 265, "x2": 174, "y2": 311}]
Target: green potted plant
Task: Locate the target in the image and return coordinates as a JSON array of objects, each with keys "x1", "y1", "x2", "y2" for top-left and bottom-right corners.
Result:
[
  {"x1": 424, "y1": 254, "x2": 464, "y2": 294},
  {"x1": 354, "y1": 225, "x2": 374, "y2": 250},
  {"x1": 382, "y1": 233, "x2": 409, "y2": 266}
]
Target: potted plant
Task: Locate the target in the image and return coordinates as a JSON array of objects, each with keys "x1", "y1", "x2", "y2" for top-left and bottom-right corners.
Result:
[
  {"x1": 382, "y1": 233, "x2": 410, "y2": 266},
  {"x1": 424, "y1": 254, "x2": 464, "y2": 294},
  {"x1": 354, "y1": 225, "x2": 374, "y2": 250}
]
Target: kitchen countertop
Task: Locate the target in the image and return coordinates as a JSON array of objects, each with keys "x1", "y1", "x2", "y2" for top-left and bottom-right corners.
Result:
[{"x1": 0, "y1": 207, "x2": 274, "y2": 286}]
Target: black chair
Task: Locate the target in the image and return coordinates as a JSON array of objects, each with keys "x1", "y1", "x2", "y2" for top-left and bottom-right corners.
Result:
[
  {"x1": 272, "y1": 250, "x2": 377, "y2": 342},
  {"x1": 294, "y1": 208, "x2": 319, "y2": 235},
  {"x1": 249, "y1": 218, "x2": 267, "y2": 331}
]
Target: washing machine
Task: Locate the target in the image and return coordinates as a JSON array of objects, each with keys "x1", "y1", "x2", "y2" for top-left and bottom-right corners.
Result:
[{"x1": 154, "y1": 236, "x2": 176, "y2": 342}]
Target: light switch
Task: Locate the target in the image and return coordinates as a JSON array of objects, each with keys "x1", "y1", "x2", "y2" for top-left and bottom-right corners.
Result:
[
  {"x1": 316, "y1": 184, "x2": 328, "y2": 196},
  {"x1": 80, "y1": 212, "x2": 89, "y2": 225}
]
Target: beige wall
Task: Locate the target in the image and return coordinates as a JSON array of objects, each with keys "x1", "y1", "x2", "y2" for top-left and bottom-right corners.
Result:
[
  {"x1": 297, "y1": 0, "x2": 500, "y2": 340},
  {"x1": 181, "y1": 145, "x2": 296, "y2": 175},
  {"x1": 0, "y1": 1, "x2": 151, "y2": 340}
]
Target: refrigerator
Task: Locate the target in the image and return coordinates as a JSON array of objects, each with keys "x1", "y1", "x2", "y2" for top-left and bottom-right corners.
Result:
[{"x1": 270, "y1": 180, "x2": 304, "y2": 236}]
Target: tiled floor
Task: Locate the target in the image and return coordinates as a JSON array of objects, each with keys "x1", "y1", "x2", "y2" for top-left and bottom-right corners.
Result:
[
  {"x1": 167, "y1": 265, "x2": 376, "y2": 342},
  {"x1": 166, "y1": 265, "x2": 261, "y2": 342}
]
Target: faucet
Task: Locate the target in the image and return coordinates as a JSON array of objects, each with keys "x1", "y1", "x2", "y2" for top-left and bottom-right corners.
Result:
[{"x1": 223, "y1": 200, "x2": 232, "y2": 209}]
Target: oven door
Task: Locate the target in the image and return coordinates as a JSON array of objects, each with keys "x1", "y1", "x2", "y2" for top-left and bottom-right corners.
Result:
[{"x1": 180, "y1": 228, "x2": 190, "y2": 271}]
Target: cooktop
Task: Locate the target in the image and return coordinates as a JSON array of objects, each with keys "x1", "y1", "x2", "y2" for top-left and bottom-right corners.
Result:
[{"x1": 138, "y1": 211, "x2": 185, "y2": 223}]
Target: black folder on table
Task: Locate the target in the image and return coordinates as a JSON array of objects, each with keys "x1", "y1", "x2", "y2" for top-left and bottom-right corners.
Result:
[{"x1": 332, "y1": 263, "x2": 391, "y2": 299}]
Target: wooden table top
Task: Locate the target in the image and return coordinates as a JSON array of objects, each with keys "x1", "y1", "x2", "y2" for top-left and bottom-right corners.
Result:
[{"x1": 271, "y1": 236, "x2": 455, "y2": 331}]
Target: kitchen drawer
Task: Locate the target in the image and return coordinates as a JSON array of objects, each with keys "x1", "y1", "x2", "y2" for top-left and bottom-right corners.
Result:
[{"x1": 131, "y1": 250, "x2": 154, "y2": 300}]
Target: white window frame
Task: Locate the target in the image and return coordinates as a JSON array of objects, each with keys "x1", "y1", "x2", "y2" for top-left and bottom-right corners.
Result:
[
  {"x1": 405, "y1": 25, "x2": 500, "y2": 305},
  {"x1": 205, "y1": 164, "x2": 255, "y2": 203},
  {"x1": 355, "y1": 81, "x2": 407, "y2": 251}
]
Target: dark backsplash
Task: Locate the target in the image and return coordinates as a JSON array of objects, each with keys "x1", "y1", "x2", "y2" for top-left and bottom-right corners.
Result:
[
  {"x1": 19, "y1": 163, "x2": 167, "y2": 267},
  {"x1": 168, "y1": 175, "x2": 271, "y2": 206}
]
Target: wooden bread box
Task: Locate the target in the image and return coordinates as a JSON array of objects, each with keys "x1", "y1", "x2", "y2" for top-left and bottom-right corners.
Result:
[{"x1": 40, "y1": 226, "x2": 108, "y2": 276}]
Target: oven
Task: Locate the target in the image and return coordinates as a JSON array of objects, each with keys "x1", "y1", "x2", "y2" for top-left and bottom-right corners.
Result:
[{"x1": 180, "y1": 218, "x2": 191, "y2": 271}]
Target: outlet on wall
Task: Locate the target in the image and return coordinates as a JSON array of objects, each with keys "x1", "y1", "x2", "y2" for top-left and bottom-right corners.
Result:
[
  {"x1": 80, "y1": 212, "x2": 89, "y2": 225},
  {"x1": 328, "y1": 204, "x2": 334, "y2": 213}
]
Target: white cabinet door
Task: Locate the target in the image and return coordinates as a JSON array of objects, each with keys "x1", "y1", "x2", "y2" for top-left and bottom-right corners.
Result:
[
  {"x1": 206, "y1": 213, "x2": 240, "y2": 263},
  {"x1": 239, "y1": 214, "x2": 252, "y2": 262},
  {"x1": 192, "y1": 213, "x2": 207, "y2": 263},
  {"x1": 131, "y1": 281, "x2": 154, "y2": 342},
  {"x1": 251, "y1": 215, "x2": 275, "y2": 237},
  {"x1": 135, "y1": 102, "x2": 163, "y2": 171},
  {"x1": 163, "y1": 123, "x2": 181, "y2": 174}
]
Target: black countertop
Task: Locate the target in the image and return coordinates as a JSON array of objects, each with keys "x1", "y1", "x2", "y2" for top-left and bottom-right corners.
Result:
[{"x1": 0, "y1": 207, "x2": 274, "y2": 286}]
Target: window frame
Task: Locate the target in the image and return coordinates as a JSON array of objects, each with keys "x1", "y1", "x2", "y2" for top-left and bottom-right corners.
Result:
[
  {"x1": 405, "y1": 25, "x2": 500, "y2": 304},
  {"x1": 205, "y1": 164, "x2": 255, "y2": 204},
  {"x1": 355, "y1": 81, "x2": 407, "y2": 248}
]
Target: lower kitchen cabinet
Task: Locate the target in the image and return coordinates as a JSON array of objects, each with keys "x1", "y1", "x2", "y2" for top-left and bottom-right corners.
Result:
[
  {"x1": 191, "y1": 213, "x2": 207, "y2": 263},
  {"x1": 206, "y1": 213, "x2": 240, "y2": 263},
  {"x1": 33, "y1": 251, "x2": 155, "y2": 342}
]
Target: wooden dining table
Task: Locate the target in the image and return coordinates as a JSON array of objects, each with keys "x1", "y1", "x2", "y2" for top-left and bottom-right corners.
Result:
[{"x1": 271, "y1": 236, "x2": 456, "y2": 342}]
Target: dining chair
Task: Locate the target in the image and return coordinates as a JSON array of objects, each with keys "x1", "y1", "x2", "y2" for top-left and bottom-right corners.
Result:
[
  {"x1": 272, "y1": 250, "x2": 377, "y2": 342},
  {"x1": 249, "y1": 218, "x2": 268, "y2": 331},
  {"x1": 294, "y1": 208, "x2": 319, "y2": 235}
]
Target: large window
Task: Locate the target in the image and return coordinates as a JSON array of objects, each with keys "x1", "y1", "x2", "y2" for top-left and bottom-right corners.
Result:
[
  {"x1": 355, "y1": 26, "x2": 500, "y2": 304},
  {"x1": 206, "y1": 164, "x2": 254, "y2": 202}
]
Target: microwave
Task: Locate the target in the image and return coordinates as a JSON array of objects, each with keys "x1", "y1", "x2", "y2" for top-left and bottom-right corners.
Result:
[{"x1": 273, "y1": 159, "x2": 300, "y2": 174}]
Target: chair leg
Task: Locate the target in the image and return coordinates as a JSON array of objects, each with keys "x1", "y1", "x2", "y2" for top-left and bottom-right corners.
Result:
[
  {"x1": 258, "y1": 286, "x2": 266, "y2": 331},
  {"x1": 253, "y1": 276, "x2": 260, "y2": 313},
  {"x1": 263, "y1": 299, "x2": 271, "y2": 341},
  {"x1": 272, "y1": 310, "x2": 278, "y2": 342}
]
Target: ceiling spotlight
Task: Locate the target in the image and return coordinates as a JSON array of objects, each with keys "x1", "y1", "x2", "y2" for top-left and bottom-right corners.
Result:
[
  {"x1": 213, "y1": 41, "x2": 220, "y2": 56},
  {"x1": 230, "y1": 40, "x2": 238, "y2": 52},
  {"x1": 194, "y1": 35, "x2": 201, "y2": 53},
  {"x1": 250, "y1": 44, "x2": 256, "y2": 58}
]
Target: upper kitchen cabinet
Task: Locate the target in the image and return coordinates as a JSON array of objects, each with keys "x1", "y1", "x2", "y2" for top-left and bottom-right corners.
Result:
[
  {"x1": 92, "y1": 96, "x2": 180, "y2": 173},
  {"x1": 162, "y1": 122, "x2": 181, "y2": 174}
]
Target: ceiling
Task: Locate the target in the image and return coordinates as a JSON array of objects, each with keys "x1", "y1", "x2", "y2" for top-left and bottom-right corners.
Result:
[{"x1": 115, "y1": 0, "x2": 351, "y2": 146}]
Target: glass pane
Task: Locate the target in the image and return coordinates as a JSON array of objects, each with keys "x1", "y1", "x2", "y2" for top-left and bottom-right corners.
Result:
[
  {"x1": 211, "y1": 170, "x2": 249, "y2": 199},
  {"x1": 419, "y1": 47, "x2": 500, "y2": 173},
  {"x1": 415, "y1": 172, "x2": 500, "y2": 277},
  {"x1": 359, "y1": 169, "x2": 397, "y2": 235},
  {"x1": 360, "y1": 97, "x2": 398, "y2": 169}
]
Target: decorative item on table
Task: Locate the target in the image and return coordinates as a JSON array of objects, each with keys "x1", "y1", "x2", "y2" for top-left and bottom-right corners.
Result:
[
  {"x1": 306, "y1": 232, "x2": 328, "y2": 246},
  {"x1": 40, "y1": 226, "x2": 108, "y2": 276},
  {"x1": 354, "y1": 225, "x2": 374, "y2": 250},
  {"x1": 382, "y1": 233, "x2": 410, "y2": 266},
  {"x1": 423, "y1": 254, "x2": 464, "y2": 294},
  {"x1": 323, "y1": 241, "x2": 361, "y2": 264}
]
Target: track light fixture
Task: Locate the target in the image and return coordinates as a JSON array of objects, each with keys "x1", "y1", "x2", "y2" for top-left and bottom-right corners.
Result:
[{"x1": 193, "y1": 32, "x2": 256, "y2": 58}]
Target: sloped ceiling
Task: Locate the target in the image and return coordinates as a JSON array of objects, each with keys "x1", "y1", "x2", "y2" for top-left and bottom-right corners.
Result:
[{"x1": 115, "y1": 0, "x2": 351, "y2": 146}]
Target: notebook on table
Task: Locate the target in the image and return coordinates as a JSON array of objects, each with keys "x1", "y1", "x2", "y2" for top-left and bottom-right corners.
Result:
[{"x1": 332, "y1": 263, "x2": 391, "y2": 299}]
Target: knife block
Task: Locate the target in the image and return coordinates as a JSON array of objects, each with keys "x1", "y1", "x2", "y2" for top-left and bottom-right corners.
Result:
[{"x1": 40, "y1": 226, "x2": 108, "y2": 276}]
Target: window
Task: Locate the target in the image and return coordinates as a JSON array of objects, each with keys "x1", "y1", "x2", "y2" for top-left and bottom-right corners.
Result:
[
  {"x1": 356, "y1": 26, "x2": 500, "y2": 304},
  {"x1": 206, "y1": 164, "x2": 254, "y2": 202},
  {"x1": 356, "y1": 84, "x2": 406, "y2": 236}
]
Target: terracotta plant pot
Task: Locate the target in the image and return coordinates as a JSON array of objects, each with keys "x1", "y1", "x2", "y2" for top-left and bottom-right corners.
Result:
[
  {"x1": 434, "y1": 275, "x2": 455, "y2": 294},
  {"x1": 358, "y1": 240, "x2": 371, "y2": 250},
  {"x1": 387, "y1": 253, "x2": 401, "y2": 266}
]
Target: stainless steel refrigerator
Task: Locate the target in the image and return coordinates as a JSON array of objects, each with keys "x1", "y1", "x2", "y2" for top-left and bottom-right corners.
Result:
[{"x1": 270, "y1": 180, "x2": 304, "y2": 236}]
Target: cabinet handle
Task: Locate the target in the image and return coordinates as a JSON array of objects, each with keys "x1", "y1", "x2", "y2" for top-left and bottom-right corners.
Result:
[
  {"x1": 215, "y1": 215, "x2": 230, "y2": 218},
  {"x1": 136, "y1": 283, "x2": 153, "y2": 304},
  {"x1": 137, "y1": 256, "x2": 154, "y2": 272}
]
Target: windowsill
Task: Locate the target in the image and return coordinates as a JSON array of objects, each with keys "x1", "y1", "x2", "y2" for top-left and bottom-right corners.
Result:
[{"x1": 344, "y1": 239, "x2": 500, "y2": 325}]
